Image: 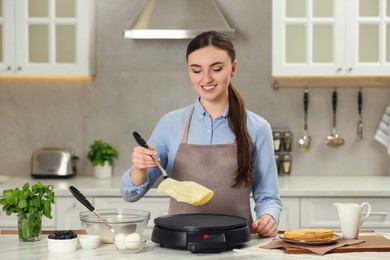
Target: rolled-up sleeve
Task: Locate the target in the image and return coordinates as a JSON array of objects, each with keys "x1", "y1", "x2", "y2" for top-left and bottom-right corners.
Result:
[
  {"x1": 120, "y1": 168, "x2": 151, "y2": 202},
  {"x1": 249, "y1": 115, "x2": 282, "y2": 223}
]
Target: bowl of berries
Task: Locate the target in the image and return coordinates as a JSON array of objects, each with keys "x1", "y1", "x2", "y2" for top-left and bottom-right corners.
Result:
[{"x1": 47, "y1": 230, "x2": 78, "y2": 253}]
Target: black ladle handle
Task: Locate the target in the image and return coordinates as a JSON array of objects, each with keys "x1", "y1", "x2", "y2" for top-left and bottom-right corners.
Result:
[
  {"x1": 358, "y1": 90, "x2": 362, "y2": 116},
  {"x1": 303, "y1": 89, "x2": 309, "y2": 114},
  {"x1": 69, "y1": 186, "x2": 95, "y2": 212},
  {"x1": 132, "y1": 131, "x2": 168, "y2": 178},
  {"x1": 133, "y1": 131, "x2": 149, "y2": 149},
  {"x1": 332, "y1": 90, "x2": 337, "y2": 113}
]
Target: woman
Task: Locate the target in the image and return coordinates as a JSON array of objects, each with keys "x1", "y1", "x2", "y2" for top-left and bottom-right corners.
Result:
[{"x1": 121, "y1": 31, "x2": 282, "y2": 238}]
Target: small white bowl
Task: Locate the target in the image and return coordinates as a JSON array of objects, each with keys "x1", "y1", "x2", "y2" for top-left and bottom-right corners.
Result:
[
  {"x1": 47, "y1": 237, "x2": 78, "y2": 253},
  {"x1": 78, "y1": 235, "x2": 101, "y2": 249}
]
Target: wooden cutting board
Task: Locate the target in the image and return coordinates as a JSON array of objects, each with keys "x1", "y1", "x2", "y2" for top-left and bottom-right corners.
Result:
[{"x1": 283, "y1": 236, "x2": 390, "y2": 254}]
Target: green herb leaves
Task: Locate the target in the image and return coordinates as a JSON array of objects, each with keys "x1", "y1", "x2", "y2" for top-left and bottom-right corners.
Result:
[
  {"x1": 87, "y1": 139, "x2": 119, "y2": 167},
  {"x1": 0, "y1": 182, "x2": 55, "y2": 219}
]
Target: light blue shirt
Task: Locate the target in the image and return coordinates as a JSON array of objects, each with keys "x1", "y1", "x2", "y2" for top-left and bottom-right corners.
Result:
[{"x1": 121, "y1": 98, "x2": 282, "y2": 223}]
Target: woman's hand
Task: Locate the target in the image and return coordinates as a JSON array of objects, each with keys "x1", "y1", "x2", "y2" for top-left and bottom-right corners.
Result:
[
  {"x1": 252, "y1": 214, "x2": 278, "y2": 238},
  {"x1": 132, "y1": 145, "x2": 158, "y2": 170},
  {"x1": 130, "y1": 145, "x2": 159, "y2": 185}
]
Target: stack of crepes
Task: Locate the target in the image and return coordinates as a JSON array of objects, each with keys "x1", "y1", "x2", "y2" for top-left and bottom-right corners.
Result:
[
  {"x1": 374, "y1": 101, "x2": 390, "y2": 155},
  {"x1": 283, "y1": 228, "x2": 335, "y2": 241}
]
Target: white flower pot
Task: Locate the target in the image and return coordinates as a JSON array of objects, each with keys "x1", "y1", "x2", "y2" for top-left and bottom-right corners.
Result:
[{"x1": 94, "y1": 161, "x2": 112, "y2": 179}]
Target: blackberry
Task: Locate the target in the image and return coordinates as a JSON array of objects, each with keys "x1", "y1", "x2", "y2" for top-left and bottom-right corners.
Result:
[{"x1": 50, "y1": 230, "x2": 77, "y2": 239}]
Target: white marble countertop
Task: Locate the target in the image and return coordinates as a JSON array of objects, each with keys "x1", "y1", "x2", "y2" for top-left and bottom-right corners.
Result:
[
  {"x1": 2, "y1": 175, "x2": 390, "y2": 198},
  {"x1": 1, "y1": 232, "x2": 390, "y2": 260}
]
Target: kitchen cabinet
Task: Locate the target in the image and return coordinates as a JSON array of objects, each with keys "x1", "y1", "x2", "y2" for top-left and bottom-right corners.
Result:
[
  {"x1": 250, "y1": 197, "x2": 300, "y2": 231},
  {"x1": 55, "y1": 197, "x2": 170, "y2": 230},
  {"x1": 272, "y1": 0, "x2": 390, "y2": 77},
  {"x1": 0, "y1": 205, "x2": 56, "y2": 229},
  {"x1": 300, "y1": 197, "x2": 390, "y2": 232},
  {"x1": 0, "y1": 0, "x2": 95, "y2": 76},
  {"x1": 55, "y1": 197, "x2": 93, "y2": 230},
  {"x1": 94, "y1": 197, "x2": 170, "y2": 229},
  {"x1": 279, "y1": 197, "x2": 300, "y2": 230}
]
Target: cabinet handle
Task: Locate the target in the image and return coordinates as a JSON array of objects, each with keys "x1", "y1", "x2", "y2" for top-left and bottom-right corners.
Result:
[
  {"x1": 6, "y1": 66, "x2": 11, "y2": 70},
  {"x1": 363, "y1": 211, "x2": 388, "y2": 216},
  {"x1": 17, "y1": 66, "x2": 22, "y2": 71},
  {"x1": 347, "y1": 67, "x2": 353, "y2": 72},
  {"x1": 337, "y1": 67, "x2": 342, "y2": 72}
]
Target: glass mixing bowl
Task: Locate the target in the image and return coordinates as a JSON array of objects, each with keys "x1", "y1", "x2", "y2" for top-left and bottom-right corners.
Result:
[{"x1": 80, "y1": 208, "x2": 150, "y2": 243}]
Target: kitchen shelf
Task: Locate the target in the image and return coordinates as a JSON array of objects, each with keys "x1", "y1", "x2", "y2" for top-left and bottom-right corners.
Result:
[{"x1": 273, "y1": 76, "x2": 390, "y2": 89}]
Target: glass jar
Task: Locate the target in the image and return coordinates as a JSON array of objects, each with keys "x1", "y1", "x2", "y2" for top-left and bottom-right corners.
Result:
[
  {"x1": 17, "y1": 213, "x2": 42, "y2": 242},
  {"x1": 273, "y1": 131, "x2": 282, "y2": 152},
  {"x1": 281, "y1": 153, "x2": 292, "y2": 175},
  {"x1": 282, "y1": 131, "x2": 293, "y2": 152}
]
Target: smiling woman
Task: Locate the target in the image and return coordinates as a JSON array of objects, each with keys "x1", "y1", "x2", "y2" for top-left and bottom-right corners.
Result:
[{"x1": 121, "y1": 31, "x2": 282, "y2": 238}]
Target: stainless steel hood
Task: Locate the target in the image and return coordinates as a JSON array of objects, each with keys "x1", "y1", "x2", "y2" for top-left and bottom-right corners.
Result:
[{"x1": 124, "y1": 0, "x2": 235, "y2": 39}]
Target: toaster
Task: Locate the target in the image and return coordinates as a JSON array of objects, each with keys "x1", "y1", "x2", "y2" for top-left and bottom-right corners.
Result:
[{"x1": 31, "y1": 148, "x2": 78, "y2": 178}]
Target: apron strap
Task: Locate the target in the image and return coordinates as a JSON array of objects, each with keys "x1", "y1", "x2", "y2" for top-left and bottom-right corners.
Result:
[{"x1": 181, "y1": 106, "x2": 195, "y2": 144}]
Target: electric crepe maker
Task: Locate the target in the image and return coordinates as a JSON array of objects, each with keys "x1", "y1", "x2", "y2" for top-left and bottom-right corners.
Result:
[{"x1": 151, "y1": 213, "x2": 251, "y2": 253}]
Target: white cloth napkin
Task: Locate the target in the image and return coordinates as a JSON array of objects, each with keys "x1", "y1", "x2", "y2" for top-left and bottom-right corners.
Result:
[{"x1": 374, "y1": 102, "x2": 390, "y2": 155}]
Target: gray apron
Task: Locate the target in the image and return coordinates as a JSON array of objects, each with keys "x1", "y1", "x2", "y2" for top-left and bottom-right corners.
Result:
[{"x1": 168, "y1": 108, "x2": 253, "y2": 226}]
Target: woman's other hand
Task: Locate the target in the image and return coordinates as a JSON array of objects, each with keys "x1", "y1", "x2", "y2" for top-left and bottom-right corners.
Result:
[{"x1": 252, "y1": 214, "x2": 278, "y2": 238}]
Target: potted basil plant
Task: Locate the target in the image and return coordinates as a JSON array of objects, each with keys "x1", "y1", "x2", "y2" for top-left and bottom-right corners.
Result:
[
  {"x1": 87, "y1": 139, "x2": 119, "y2": 179},
  {"x1": 0, "y1": 182, "x2": 55, "y2": 241}
]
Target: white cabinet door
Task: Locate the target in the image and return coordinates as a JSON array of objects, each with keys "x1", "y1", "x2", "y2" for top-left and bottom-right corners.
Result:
[
  {"x1": 0, "y1": 206, "x2": 56, "y2": 229},
  {"x1": 94, "y1": 197, "x2": 170, "y2": 229},
  {"x1": 279, "y1": 197, "x2": 300, "y2": 231},
  {"x1": 56, "y1": 197, "x2": 92, "y2": 230},
  {"x1": 273, "y1": 0, "x2": 390, "y2": 76},
  {"x1": 346, "y1": 0, "x2": 390, "y2": 75},
  {"x1": 301, "y1": 197, "x2": 390, "y2": 232},
  {"x1": 2, "y1": 0, "x2": 95, "y2": 76},
  {"x1": 0, "y1": 0, "x2": 15, "y2": 73},
  {"x1": 250, "y1": 197, "x2": 299, "y2": 231},
  {"x1": 273, "y1": 0, "x2": 346, "y2": 76}
]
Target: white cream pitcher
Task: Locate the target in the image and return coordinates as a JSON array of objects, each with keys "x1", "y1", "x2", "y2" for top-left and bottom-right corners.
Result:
[{"x1": 334, "y1": 202, "x2": 371, "y2": 239}]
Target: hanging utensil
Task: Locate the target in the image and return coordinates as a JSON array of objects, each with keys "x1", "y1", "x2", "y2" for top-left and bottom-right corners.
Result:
[
  {"x1": 69, "y1": 186, "x2": 115, "y2": 233},
  {"x1": 357, "y1": 90, "x2": 365, "y2": 140},
  {"x1": 324, "y1": 90, "x2": 345, "y2": 147},
  {"x1": 299, "y1": 89, "x2": 311, "y2": 152},
  {"x1": 132, "y1": 132, "x2": 214, "y2": 205}
]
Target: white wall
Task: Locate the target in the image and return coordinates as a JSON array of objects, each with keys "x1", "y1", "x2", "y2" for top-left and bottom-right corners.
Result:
[{"x1": 1, "y1": 0, "x2": 389, "y2": 177}]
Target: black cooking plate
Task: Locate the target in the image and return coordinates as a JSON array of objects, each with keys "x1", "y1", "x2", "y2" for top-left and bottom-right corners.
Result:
[{"x1": 151, "y1": 213, "x2": 251, "y2": 253}]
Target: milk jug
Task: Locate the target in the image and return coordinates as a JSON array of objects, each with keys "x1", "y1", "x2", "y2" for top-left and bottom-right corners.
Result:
[{"x1": 334, "y1": 202, "x2": 371, "y2": 239}]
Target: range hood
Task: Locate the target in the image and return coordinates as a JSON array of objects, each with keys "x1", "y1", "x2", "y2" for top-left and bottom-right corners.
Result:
[{"x1": 124, "y1": 0, "x2": 235, "y2": 39}]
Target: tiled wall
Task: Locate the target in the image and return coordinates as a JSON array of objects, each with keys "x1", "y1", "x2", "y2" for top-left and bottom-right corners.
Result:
[{"x1": 1, "y1": 0, "x2": 389, "y2": 177}]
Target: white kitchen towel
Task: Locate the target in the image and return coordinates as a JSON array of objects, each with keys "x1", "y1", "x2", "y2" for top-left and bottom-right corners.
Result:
[{"x1": 374, "y1": 101, "x2": 390, "y2": 155}]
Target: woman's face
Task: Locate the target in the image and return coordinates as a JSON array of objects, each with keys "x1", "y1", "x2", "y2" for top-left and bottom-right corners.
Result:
[{"x1": 187, "y1": 45, "x2": 236, "y2": 105}]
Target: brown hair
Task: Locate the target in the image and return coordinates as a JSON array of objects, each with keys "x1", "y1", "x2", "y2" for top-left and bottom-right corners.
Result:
[{"x1": 186, "y1": 31, "x2": 253, "y2": 187}]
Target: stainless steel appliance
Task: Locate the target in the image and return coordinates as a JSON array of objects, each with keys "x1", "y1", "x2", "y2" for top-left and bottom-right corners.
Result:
[{"x1": 31, "y1": 148, "x2": 78, "y2": 178}]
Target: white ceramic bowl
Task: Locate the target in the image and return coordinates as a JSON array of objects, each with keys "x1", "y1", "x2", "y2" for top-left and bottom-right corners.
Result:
[
  {"x1": 47, "y1": 237, "x2": 78, "y2": 253},
  {"x1": 78, "y1": 235, "x2": 101, "y2": 249}
]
